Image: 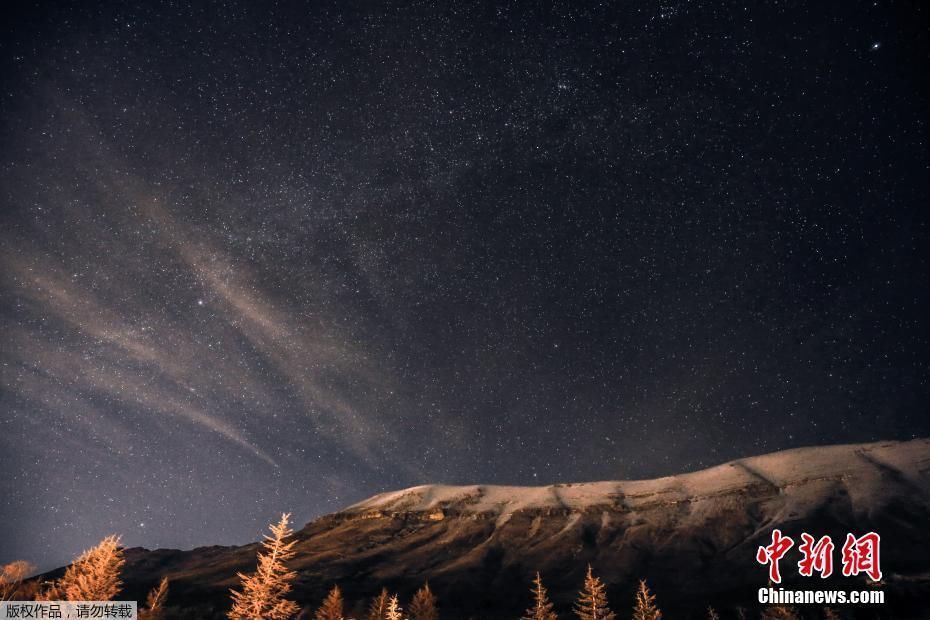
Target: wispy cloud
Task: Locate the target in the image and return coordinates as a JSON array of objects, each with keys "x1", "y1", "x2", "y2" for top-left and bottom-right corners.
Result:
[{"x1": 1, "y1": 154, "x2": 402, "y2": 472}]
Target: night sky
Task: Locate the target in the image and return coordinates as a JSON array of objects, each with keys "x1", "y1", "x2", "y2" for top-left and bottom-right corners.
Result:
[{"x1": 2, "y1": 1, "x2": 929, "y2": 572}]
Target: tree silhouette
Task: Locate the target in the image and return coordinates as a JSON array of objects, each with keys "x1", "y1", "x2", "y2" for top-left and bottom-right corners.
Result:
[
  {"x1": 228, "y1": 513, "x2": 300, "y2": 620},
  {"x1": 139, "y1": 577, "x2": 169, "y2": 620},
  {"x1": 386, "y1": 594, "x2": 404, "y2": 620},
  {"x1": 631, "y1": 579, "x2": 661, "y2": 620},
  {"x1": 43, "y1": 535, "x2": 124, "y2": 601},
  {"x1": 367, "y1": 587, "x2": 391, "y2": 620},
  {"x1": 408, "y1": 582, "x2": 438, "y2": 620},
  {"x1": 0, "y1": 561, "x2": 35, "y2": 601},
  {"x1": 314, "y1": 585, "x2": 345, "y2": 620},
  {"x1": 522, "y1": 572, "x2": 558, "y2": 620},
  {"x1": 760, "y1": 605, "x2": 800, "y2": 620},
  {"x1": 573, "y1": 565, "x2": 616, "y2": 620}
]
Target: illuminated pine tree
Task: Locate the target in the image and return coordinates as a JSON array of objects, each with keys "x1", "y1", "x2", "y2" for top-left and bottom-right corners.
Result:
[
  {"x1": 760, "y1": 605, "x2": 799, "y2": 620},
  {"x1": 315, "y1": 585, "x2": 345, "y2": 620},
  {"x1": 408, "y1": 582, "x2": 438, "y2": 620},
  {"x1": 139, "y1": 577, "x2": 169, "y2": 620},
  {"x1": 706, "y1": 607, "x2": 719, "y2": 620},
  {"x1": 0, "y1": 561, "x2": 35, "y2": 601},
  {"x1": 573, "y1": 565, "x2": 616, "y2": 620},
  {"x1": 45, "y1": 535, "x2": 124, "y2": 601},
  {"x1": 367, "y1": 588, "x2": 391, "y2": 620},
  {"x1": 228, "y1": 513, "x2": 300, "y2": 620},
  {"x1": 522, "y1": 572, "x2": 558, "y2": 620},
  {"x1": 631, "y1": 579, "x2": 661, "y2": 620},
  {"x1": 386, "y1": 594, "x2": 405, "y2": 620}
]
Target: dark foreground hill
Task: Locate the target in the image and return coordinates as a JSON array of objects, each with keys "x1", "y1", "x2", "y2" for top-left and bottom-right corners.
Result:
[{"x1": 79, "y1": 439, "x2": 930, "y2": 618}]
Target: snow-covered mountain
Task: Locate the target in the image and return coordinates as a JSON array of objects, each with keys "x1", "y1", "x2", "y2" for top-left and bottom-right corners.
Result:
[
  {"x1": 110, "y1": 438, "x2": 930, "y2": 617},
  {"x1": 347, "y1": 437, "x2": 930, "y2": 521}
]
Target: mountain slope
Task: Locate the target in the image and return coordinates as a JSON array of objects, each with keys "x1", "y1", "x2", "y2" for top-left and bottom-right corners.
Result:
[{"x1": 112, "y1": 438, "x2": 930, "y2": 618}]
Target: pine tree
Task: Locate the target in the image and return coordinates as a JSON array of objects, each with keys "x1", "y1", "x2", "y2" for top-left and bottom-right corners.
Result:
[
  {"x1": 0, "y1": 561, "x2": 35, "y2": 601},
  {"x1": 573, "y1": 565, "x2": 616, "y2": 620},
  {"x1": 315, "y1": 585, "x2": 345, "y2": 620},
  {"x1": 367, "y1": 588, "x2": 391, "y2": 620},
  {"x1": 760, "y1": 605, "x2": 800, "y2": 620},
  {"x1": 228, "y1": 513, "x2": 300, "y2": 620},
  {"x1": 631, "y1": 579, "x2": 661, "y2": 620},
  {"x1": 706, "y1": 606, "x2": 720, "y2": 620},
  {"x1": 44, "y1": 535, "x2": 124, "y2": 601},
  {"x1": 522, "y1": 572, "x2": 558, "y2": 620},
  {"x1": 408, "y1": 582, "x2": 438, "y2": 620},
  {"x1": 386, "y1": 594, "x2": 404, "y2": 620},
  {"x1": 139, "y1": 577, "x2": 169, "y2": 620}
]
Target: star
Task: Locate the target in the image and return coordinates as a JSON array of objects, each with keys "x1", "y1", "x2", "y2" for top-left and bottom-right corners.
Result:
[{"x1": 1, "y1": 0, "x2": 926, "y2": 578}]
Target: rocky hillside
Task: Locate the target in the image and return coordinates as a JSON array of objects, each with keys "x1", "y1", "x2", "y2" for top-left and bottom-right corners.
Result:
[{"x1": 105, "y1": 438, "x2": 930, "y2": 617}]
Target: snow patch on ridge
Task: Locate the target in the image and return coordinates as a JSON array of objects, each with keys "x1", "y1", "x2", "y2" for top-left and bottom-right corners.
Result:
[{"x1": 344, "y1": 438, "x2": 930, "y2": 517}]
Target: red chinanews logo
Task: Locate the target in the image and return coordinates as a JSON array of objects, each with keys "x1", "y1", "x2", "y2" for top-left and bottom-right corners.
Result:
[{"x1": 756, "y1": 530, "x2": 882, "y2": 583}]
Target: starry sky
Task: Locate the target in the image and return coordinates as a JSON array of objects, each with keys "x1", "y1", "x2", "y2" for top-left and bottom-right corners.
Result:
[{"x1": 1, "y1": 1, "x2": 928, "y2": 571}]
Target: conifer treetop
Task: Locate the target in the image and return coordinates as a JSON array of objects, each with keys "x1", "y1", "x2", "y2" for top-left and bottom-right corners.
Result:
[
  {"x1": 228, "y1": 513, "x2": 300, "y2": 620},
  {"x1": 386, "y1": 594, "x2": 405, "y2": 620},
  {"x1": 314, "y1": 585, "x2": 344, "y2": 620},
  {"x1": 53, "y1": 535, "x2": 125, "y2": 602},
  {"x1": 522, "y1": 572, "x2": 558, "y2": 620},
  {"x1": 367, "y1": 587, "x2": 391, "y2": 620},
  {"x1": 632, "y1": 579, "x2": 661, "y2": 620},
  {"x1": 573, "y1": 565, "x2": 616, "y2": 620},
  {"x1": 409, "y1": 582, "x2": 438, "y2": 620}
]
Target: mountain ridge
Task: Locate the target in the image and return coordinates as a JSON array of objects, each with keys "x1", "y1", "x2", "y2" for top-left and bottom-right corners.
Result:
[
  {"x1": 330, "y1": 438, "x2": 928, "y2": 525},
  {"x1": 57, "y1": 438, "x2": 930, "y2": 617}
]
